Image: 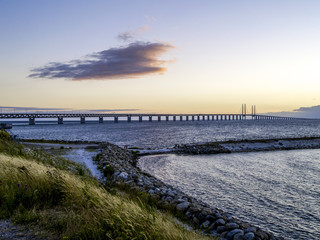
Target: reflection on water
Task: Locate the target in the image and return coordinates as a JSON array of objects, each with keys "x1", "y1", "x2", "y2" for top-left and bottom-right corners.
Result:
[{"x1": 139, "y1": 150, "x2": 320, "y2": 240}]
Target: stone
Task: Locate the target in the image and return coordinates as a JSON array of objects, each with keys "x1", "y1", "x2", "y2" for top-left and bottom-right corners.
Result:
[
  {"x1": 234, "y1": 232, "x2": 244, "y2": 240},
  {"x1": 117, "y1": 172, "x2": 128, "y2": 181},
  {"x1": 192, "y1": 217, "x2": 199, "y2": 225},
  {"x1": 214, "y1": 218, "x2": 226, "y2": 227},
  {"x1": 201, "y1": 220, "x2": 210, "y2": 229},
  {"x1": 221, "y1": 231, "x2": 229, "y2": 238},
  {"x1": 216, "y1": 226, "x2": 226, "y2": 233},
  {"x1": 176, "y1": 201, "x2": 190, "y2": 212},
  {"x1": 255, "y1": 230, "x2": 269, "y2": 240},
  {"x1": 165, "y1": 196, "x2": 173, "y2": 202},
  {"x1": 226, "y1": 229, "x2": 243, "y2": 240},
  {"x1": 167, "y1": 190, "x2": 176, "y2": 197},
  {"x1": 209, "y1": 218, "x2": 225, "y2": 230},
  {"x1": 205, "y1": 214, "x2": 216, "y2": 222},
  {"x1": 244, "y1": 227, "x2": 257, "y2": 233},
  {"x1": 148, "y1": 189, "x2": 155, "y2": 194},
  {"x1": 226, "y1": 222, "x2": 239, "y2": 230},
  {"x1": 244, "y1": 232, "x2": 255, "y2": 240}
]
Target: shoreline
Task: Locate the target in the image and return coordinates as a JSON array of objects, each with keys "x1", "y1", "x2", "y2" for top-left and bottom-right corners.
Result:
[
  {"x1": 92, "y1": 142, "x2": 285, "y2": 240},
  {"x1": 17, "y1": 137, "x2": 320, "y2": 239}
]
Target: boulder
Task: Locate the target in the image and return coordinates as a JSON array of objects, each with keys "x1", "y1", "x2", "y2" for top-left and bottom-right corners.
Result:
[
  {"x1": 244, "y1": 232, "x2": 255, "y2": 240},
  {"x1": 226, "y1": 229, "x2": 243, "y2": 240},
  {"x1": 176, "y1": 201, "x2": 190, "y2": 212}
]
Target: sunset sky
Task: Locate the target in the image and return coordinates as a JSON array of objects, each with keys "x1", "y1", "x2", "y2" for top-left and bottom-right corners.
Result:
[{"x1": 1, "y1": 0, "x2": 320, "y2": 117}]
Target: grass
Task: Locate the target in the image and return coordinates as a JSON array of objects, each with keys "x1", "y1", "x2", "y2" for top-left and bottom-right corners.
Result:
[{"x1": 0, "y1": 130, "x2": 215, "y2": 240}]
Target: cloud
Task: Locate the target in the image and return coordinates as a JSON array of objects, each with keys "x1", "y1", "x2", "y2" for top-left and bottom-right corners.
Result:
[
  {"x1": 265, "y1": 105, "x2": 320, "y2": 119},
  {"x1": 293, "y1": 105, "x2": 320, "y2": 113},
  {"x1": 0, "y1": 106, "x2": 138, "y2": 113},
  {"x1": 29, "y1": 41, "x2": 174, "y2": 81},
  {"x1": 117, "y1": 25, "x2": 150, "y2": 42},
  {"x1": 0, "y1": 106, "x2": 70, "y2": 111}
]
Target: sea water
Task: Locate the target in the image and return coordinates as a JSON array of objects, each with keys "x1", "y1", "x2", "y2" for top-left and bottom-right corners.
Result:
[
  {"x1": 139, "y1": 151, "x2": 320, "y2": 240},
  {"x1": 9, "y1": 119, "x2": 320, "y2": 149}
]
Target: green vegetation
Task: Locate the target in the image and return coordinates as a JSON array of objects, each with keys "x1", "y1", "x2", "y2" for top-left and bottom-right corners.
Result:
[{"x1": 0, "y1": 130, "x2": 214, "y2": 240}]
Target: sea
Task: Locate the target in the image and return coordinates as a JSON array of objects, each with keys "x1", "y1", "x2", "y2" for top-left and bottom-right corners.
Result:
[{"x1": 8, "y1": 119, "x2": 320, "y2": 240}]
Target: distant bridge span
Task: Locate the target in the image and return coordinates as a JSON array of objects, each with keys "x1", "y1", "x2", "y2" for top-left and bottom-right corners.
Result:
[{"x1": 0, "y1": 112, "x2": 303, "y2": 125}]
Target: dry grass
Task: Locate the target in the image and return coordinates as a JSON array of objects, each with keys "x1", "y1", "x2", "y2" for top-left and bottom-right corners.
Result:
[{"x1": 0, "y1": 151, "x2": 215, "y2": 239}]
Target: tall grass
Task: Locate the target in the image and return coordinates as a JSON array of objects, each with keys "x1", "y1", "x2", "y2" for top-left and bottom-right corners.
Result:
[
  {"x1": 0, "y1": 130, "x2": 90, "y2": 176},
  {"x1": 0, "y1": 131, "x2": 214, "y2": 240}
]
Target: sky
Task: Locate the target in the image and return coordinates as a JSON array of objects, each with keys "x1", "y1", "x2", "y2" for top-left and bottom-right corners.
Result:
[{"x1": 1, "y1": 0, "x2": 320, "y2": 117}]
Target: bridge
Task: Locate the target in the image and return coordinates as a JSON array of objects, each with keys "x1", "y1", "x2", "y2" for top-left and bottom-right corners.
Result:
[
  {"x1": 0, "y1": 105, "x2": 305, "y2": 125},
  {"x1": 0, "y1": 113, "x2": 298, "y2": 125}
]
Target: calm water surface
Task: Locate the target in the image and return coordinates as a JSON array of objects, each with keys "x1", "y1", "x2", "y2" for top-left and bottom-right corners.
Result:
[
  {"x1": 9, "y1": 119, "x2": 320, "y2": 149},
  {"x1": 139, "y1": 150, "x2": 320, "y2": 240}
]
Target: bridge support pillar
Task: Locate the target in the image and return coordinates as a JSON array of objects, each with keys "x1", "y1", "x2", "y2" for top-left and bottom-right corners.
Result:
[
  {"x1": 173, "y1": 116, "x2": 176, "y2": 121},
  {"x1": 186, "y1": 116, "x2": 189, "y2": 121},
  {"x1": 149, "y1": 116, "x2": 152, "y2": 122},
  {"x1": 58, "y1": 117, "x2": 63, "y2": 124},
  {"x1": 166, "y1": 116, "x2": 169, "y2": 121},
  {"x1": 158, "y1": 116, "x2": 161, "y2": 122},
  {"x1": 180, "y1": 116, "x2": 183, "y2": 121},
  {"x1": 99, "y1": 117, "x2": 103, "y2": 123},
  {"x1": 192, "y1": 116, "x2": 195, "y2": 121},
  {"x1": 139, "y1": 116, "x2": 142, "y2": 122},
  {"x1": 127, "y1": 116, "x2": 131, "y2": 122},
  {"x1": 29, "y1": 117, "x2": 35, "y2": 125},
  {"x1": 114, "y1": 116, "x2": 118, "y2": 123},
  {"x1": 80, "y1": 117, "x2": 85, "y2": 124}
]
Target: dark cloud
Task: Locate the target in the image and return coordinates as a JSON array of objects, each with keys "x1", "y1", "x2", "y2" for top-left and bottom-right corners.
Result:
[
  {"x1": 0, "y1": 106, "x2": 70, "y2": 111},
  {"x1": 293, "y1": 105, "x2": 320, "y2": 113},
  {"x1": 117, "y1": 26, "x2": 149, "y2": 42},
  {"x1": 265, "y1": 105, "x2": 320, "y2": 119},
  {"x1": 117, "y1": 31, "x2": 134, "y2": 42},
  {"x1": 29, "y1": 41, "x2": 174, "y2": 81}
]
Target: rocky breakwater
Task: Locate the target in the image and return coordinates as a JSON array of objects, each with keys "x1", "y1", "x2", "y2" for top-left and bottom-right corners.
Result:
[
  {"x1": 174, "y1": 142, "x2": 231, "y2": 154},
  {"x1": 174, "y1": 137, "x2": 320, "y2": 154},
  {"x1": 94, "y1": 142, "x2": 284, "y2": 240}
]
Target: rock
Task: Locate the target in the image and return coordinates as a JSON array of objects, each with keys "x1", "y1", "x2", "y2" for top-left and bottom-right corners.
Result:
[
  {"x1": 226, "y1": 222, "x2": 239, "y2": 230},
  {"x1": 201, "y1": 220, "x2": 210, "y2": 229},
  {"x1": 192, "y1": 217, "x2": 199, "y2": 225},
  {"x1": 167, "y1": 190, "x2": 176, "y2": 197},
  {"x1": 176, "y1": 201, "x2": 190, "y2": 212},
  {"x1": 165, "y1": 196, "x2": 173, "y2": 202},
  {"x1": 234, "y1": 232, "x2": 244, "y2": 240},
  {"x1": 117, "y1": 172, "x2": 128, "y2": 181},
  {"x1": 216, "y1": 226, "x2": 226, "y2": 233},
  {"x1": 221, "y1": 231, "x2": 229, "y2": 238},
  {"x1": 148, "y1": 189, "x2": 155, "y2": 194},
  {"x1": 205, "y1": 214, "x2": 216, "y2": 222},
  {"x1": 226, "y1": 229, "x2": 243, "y2": 240},
  {"x1": 209, "y1": 218, "x2": 225, "y2": 230},
  {"x1": 243, "y1": 232, "x2": 255, "y2": 240},
  {"x1": 255, "y1": 230, "x2": 269, "y2": 240}
]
